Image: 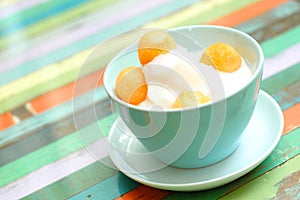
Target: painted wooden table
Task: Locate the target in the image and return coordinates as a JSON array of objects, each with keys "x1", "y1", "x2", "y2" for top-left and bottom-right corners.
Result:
[{"x1": 0, "y1": 0, "x2": 300, "y2": 199}]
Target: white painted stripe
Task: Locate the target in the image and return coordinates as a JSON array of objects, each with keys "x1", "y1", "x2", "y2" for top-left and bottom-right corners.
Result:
[
  {"x1": 0, "y1": 138, "x2": 109, "y2": 200},
  {"x1": 263, "y1": 42, "x2": 300, "y2": 80}
]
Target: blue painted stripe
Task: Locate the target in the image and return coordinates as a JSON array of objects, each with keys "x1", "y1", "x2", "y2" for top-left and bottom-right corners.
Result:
[
  {"x1": 69, "y1": 173, "x2": 140, "y2": 200},
  {"x1": 0, "y1": 0, "x2": 199, "y2": 86},
  {"x1": 0, "y1": 0, "x2": 89, "y2": 37}
]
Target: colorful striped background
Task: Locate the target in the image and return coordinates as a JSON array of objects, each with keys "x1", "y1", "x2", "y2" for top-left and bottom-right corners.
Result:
[{"x1": 0, "y1": 0, "x2": 300, "y2": 199}]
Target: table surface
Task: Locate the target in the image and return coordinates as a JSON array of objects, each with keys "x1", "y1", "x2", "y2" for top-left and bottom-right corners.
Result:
[{"x1": 1, "y1": 0, "x2": 300, "y2": 199}]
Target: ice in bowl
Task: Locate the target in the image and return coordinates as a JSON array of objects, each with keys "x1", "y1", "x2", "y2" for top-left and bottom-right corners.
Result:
[{"x1": 114, "y1": 29, "x2": 252, "y2": 109}]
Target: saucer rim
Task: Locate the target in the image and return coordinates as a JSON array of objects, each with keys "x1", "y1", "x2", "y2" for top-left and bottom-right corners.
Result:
[{"x1": 109, "y1": 90, "x2": 284, "y2": 191}]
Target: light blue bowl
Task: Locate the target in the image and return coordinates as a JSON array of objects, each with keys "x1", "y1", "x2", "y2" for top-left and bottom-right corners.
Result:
[{"x1": 103, "y1": 25, "x2": 264, "y2": 168}]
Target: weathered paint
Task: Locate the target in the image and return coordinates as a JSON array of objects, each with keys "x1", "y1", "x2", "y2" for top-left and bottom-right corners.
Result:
[
  {"x1": 0, "y1": 112, "x2": 17, "y2": 131},
  {"x1": 0, "y1": 0, "x2": 199, "y2": 85},
  {"x1": 219, "y1": 154, "x2": 300, "y2": 200},
  {"x1": 28, "y1": 69, "x2": 104, "y2": 114},
  {"x1": 69, "y1": 127, "x2": 300, "y2": 200},
  {"x1": 0, "y1": 0, "x2": 118, "y2": 49},
  {"x1": 236, "y1": 1, "x2": 300, "y2": 33},
  {"x1": 261, "y1": 24, "x2": 300, "y2": 58},
  {"x1": 114, "y1": 185, "x2": 170, "y2": 200},
  {"x1": 272, "y1": 79, "x2": 300, "y2": 111},
  {"x1": 145, "y1": 0, "x2": 258, "y2": 28},
  {"x1": 283, "y1": 103, "x2": 300, "y2": 135},
  {"x1": 23, "y1": 158, "x2": 118, "y2": 200},
  {"x1": 208, "y1": 0, "x2": 288, "y2": 27},
  {"x1": 0, "y1": 0, "x2": 300, "y2": 199},
  {"x1": 262, "y1": 62, "x2": 300, "y2": 94}
]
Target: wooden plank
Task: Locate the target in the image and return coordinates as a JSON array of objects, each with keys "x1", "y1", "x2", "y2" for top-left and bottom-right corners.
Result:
[
  {"x1": 0, "y1": 87, "x2": 108, "y2": 148},
  {"x1": 260, "y1": 24, "x2": 300, "y2": 58},
  {"x1": 1, "y1": 0, "x2": 298, "y2": 114},
  {"x1": 69, "y1": 173, "x2": 141, "y2": 200},
  {"x1": 114, "y1": 185, "x2": 170, "y2": 200},
  {"x1": 0, "y1": 140, "x2": 109, "y2": 199},
  {"x1": 0, "y1": 48, "x2": 92, "y2": 114},
  {"x1": 145, "y1": 0, "x2": 258, "y2": 28},
  {"x1": 0, "y1": 0, "x2": 120, "y2": 50},
  {"x1": 0, "y1": 97, "x2": 111, "y2": 165},
  {"x1": 283, "y1": 103, "x2": 300, "y2": 135},
  {"x1": 236, "y1": 1, "x2": 300, "y2": 33},
  {"x1": 272, "y1": 79, "x2": 300, "y2": 111},
  {"x1": 22, "y1": 159, "x2": 119, "y2": 200},
  {"x1": 28, "y1": 69, "x2": 104, "y2": 114},
  {"x1": 0, "y1": 0, "x2": 200, "y2": 85},
  {"x1": 263, "y1": 43, "x2": 300, "y2": 80},
  {"x1": 208, "y1": 0, "x2": 288, "y2": 27},
  {"x1": 249, "y1": 9, "x2": 300, "y2": 44},
  {"x1": 261, "y1": 62, "x2": 300, "y2": 94},
  {"x1": 0, "y1": 0, "x2": 89, "y2": 37},
  {"x1": 10, "y1": 106, "x2": 33, "y2": 121},
  {"x1": 0, "y1": 120, "x2": 105, "y2": 188},
  {"x1": 0, "y1": 0, "x2": 144, "y2": 72},
  {"x1": 219, "y1": 154, "x2": 300, "y2": 199}
]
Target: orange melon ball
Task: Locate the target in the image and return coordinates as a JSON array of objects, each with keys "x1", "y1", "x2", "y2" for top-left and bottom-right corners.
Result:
[
  {"x1": 200, "y1": 43, "x2": 242, "y2": 72},
  {"x1": 138, "y1": 30, "x2": 176, "y2": 65},
  {"x1": 173, "y1": 91, "x2": 211, "y2": 108},
  {"x1": 115, "y1": 66, "x2": 148, "y2": 105}
]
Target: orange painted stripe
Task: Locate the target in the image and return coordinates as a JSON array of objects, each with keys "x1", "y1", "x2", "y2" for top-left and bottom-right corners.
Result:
[
  {"x1": 0, "y1": 112, "x2": 16, "y2": 131},
  {"x1": 282, "y1": 103, "x2": 300, "y2": 135},
  {"x1": 208, "y1": 0, "x2": 288, "y2": 27},
  {"x1": 115, "y1": 185, "x2": 170, "y2": 200},
  {"x1": 29, "y1": 69, "x2": 104, "y2": 114}
]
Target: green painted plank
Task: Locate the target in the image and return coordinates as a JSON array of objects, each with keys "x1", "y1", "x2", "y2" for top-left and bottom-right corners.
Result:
[
  {"x1": 0, "y1": 98, "x2": 111, "y2": 166},
  {"x1": 0, "y1": 120, "x2": 105, "y2": 188},
  {"x1": 261, "y1": 62, "x2": 300, "y2": 94},
  {"x1": 249, "y1": 9, "x2": 300, "y2": 44},
  {"x1": 23, "y1": 158, "x2": 119, "y2": 200},
  {"x1": 0, "y1": 0, "x2": 120, "y2": 50},
  {"x1": 220, "y1": 154, "x2": 300, "y2": 200},
  {"x1": 69, "y1": 173, "x2": 140, "y2": 200},
  {"x1": 271, "y1": 79, "x2": 300, "y2": 111},
  {"x1": 261, "y1": 24, "x2": 300, "y2": 58}
]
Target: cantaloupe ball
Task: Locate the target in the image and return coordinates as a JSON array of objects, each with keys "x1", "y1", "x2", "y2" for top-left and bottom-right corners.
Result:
[
  {"x1": 173, "y1": 91, "x2": 211, "y2": 108},
  {"x1": 138, "y1": 30, "x2": 176, "y2": 65},
  {"x1": 115, "y1": 66, "x2": 148, "y2": 105},
  {"x1": 200, "y1": 43, "x2": 241, "y2": 72}
]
